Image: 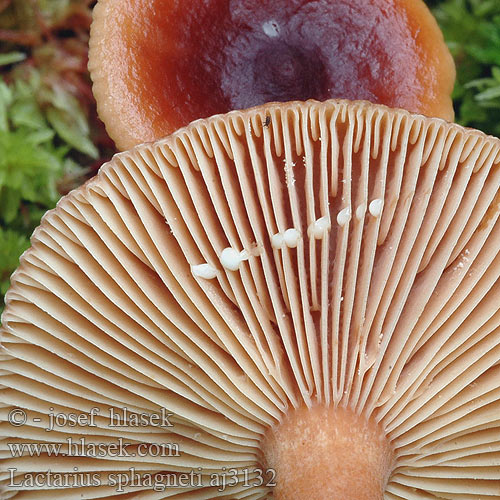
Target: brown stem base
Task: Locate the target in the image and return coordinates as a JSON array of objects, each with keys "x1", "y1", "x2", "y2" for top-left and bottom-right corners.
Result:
[{"x1": 262, "y1": 405, "x2": 394, "y2": 500}]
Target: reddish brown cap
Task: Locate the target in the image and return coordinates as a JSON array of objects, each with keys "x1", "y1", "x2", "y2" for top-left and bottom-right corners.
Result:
[{"x1": 89, "y1": 0, "x2": 456, "y2": 150}]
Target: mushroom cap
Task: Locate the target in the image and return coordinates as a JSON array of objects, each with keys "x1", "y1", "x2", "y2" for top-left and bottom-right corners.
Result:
[
  {"x1": 88, "y1": 0, "x2": 456, "y2": 150},
  {"x1": 2, "y1": 99, "x2": 500, "y2": 498}
]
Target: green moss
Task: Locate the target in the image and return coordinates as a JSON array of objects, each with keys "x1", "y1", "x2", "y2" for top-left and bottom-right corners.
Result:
[
  {"x1": 0, "y1": 0, "x2": 112, "y2": 315},
  {"x1": 430, "y1": 0, "x2": 500, "y2": 136}
]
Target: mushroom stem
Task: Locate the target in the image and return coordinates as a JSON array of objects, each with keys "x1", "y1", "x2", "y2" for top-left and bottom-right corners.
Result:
[{"x1": 263, "y1": 405, "x2": 394, "y2": 500}]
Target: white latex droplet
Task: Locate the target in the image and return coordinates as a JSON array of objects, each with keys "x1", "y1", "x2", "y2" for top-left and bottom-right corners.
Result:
[
  {"x1": 310, "y1": 216, "x2": 331, "y2": 239},
  {"x1": 337, "y1": 207, "x2": 351, "y2": 226},
  {"x1": 271, "y1": 232, "x2": 284, "y2": 249},
  {"x1": 369, "y1": 199, "x2": 383, "y2": 217},
  {"x1": 191, "y1": 263, "x2": 218, "y2": 279},
  {"x1": 356, "y1": 204, "x2": 366, "y2": 220},
  {"x1": 220, "y1": 247, "x2": 249, "y2": 271},
  {"x1": 283, "y1": 228, "x2": 300, "y2": 248}
]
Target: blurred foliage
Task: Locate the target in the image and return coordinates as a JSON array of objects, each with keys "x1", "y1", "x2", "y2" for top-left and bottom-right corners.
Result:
[
  {"x1": 430, "y1": 0, "x2": 500, "y2": 135},
  {"x1": 0, "y1": 227, "x2": 29, "y2": 297},
  {"x1": 0, "y1": 0, "x2": 115, "y2": 314},
  {"x1": 0, "y1": 71, "x2": 89, "y2": 296}
]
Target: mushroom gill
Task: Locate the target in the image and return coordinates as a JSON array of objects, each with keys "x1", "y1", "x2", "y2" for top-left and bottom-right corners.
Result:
[{"x1": 1, "y1": 100, "x2": 500, "y2": 498}]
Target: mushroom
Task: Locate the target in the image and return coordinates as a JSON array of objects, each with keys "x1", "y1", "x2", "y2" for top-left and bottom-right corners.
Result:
[
  {"x1": 2, "y1": 99, "x2": 500, "y2": 498},
  {"x1": 88, "y1": 0, "x2": 456, "y2": 150}
]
